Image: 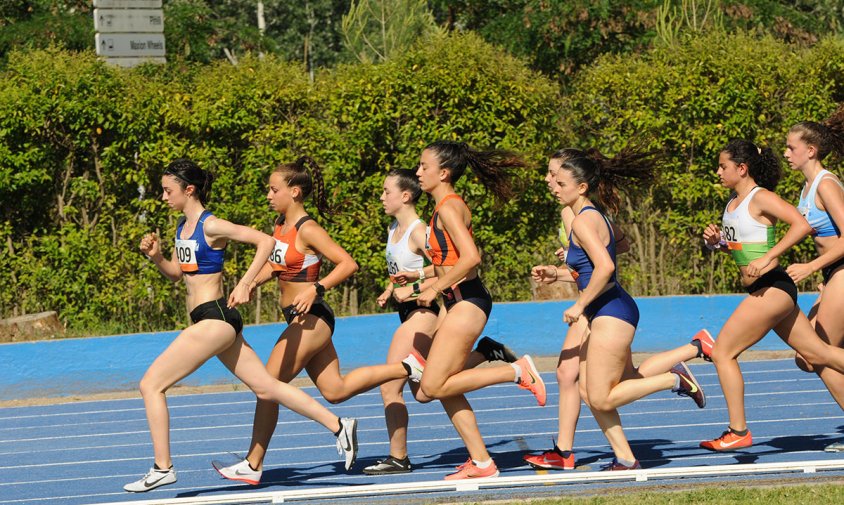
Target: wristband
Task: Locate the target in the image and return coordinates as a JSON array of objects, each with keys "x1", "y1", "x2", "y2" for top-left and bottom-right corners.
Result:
[
  {"x1": 418, "y1": 268, "x2": 426, "y2": 281},
  {"x1": 704, "y1": 239, "x2": 720, "y2": 251}
]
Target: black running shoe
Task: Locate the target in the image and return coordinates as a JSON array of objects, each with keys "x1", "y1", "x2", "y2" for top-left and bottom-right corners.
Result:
[
  {"x1": 475, "y1": 336, "x2": 518, "y2": 363},
  {"x1": 363, "y1": 455, "x2": 412, "y2": 475}
]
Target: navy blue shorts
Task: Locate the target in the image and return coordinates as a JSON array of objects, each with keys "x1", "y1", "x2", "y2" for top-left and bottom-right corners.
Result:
[{"x1": 583, "y1": 284, "x2": 639, "y2": 328}]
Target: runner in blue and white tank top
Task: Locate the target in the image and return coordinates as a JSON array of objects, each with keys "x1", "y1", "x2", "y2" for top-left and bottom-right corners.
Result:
[
  {"x1": 783, "y1": 114, "x2": 844, "y2": 453},
  {"x1": 699, "y1": 139, "x2": 844, "y2": 453}
]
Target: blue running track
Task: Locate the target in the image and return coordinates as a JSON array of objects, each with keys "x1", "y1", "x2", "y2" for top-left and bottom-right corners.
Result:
[{"x1": 1, "y1": 359, "x2": 843, "y2": 504}]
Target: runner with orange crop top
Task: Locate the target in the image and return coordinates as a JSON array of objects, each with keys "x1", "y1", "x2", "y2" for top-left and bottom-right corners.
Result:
[
  {"x1": 397, "y1": 141, "x2": 546, "y2": 480},
  {"x1": 212, "y1": 157, "x2": 415, "y2": 484}
]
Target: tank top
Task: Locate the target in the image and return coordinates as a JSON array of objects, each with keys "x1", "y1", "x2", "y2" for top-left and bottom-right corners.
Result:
[
  {"x1": 174, "y1": 210, "x2": 225, "y2": 274},
  {"x1": 722, "y1": 186, "x2": 776, "y2": 266},
  {"x1": 797, "y1": 169, "x2": 842, "y2": 238},
  {"x1": 427, "y1": 194, "x2": 472, "y2": 267},
  {"x1": 565, "y1": 206, "x2": 617, "y2": 291},
  {"x1": 386, "y1": 219, "x2": 425, "y2": 287},
  {"x1": 269, "y1": 215, "x2": 322, "y2": 282}
]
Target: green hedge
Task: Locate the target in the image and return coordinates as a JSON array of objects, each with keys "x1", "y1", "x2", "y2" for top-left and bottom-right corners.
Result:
[{"x1": 1, "y1": 31, "x2": 843, "y2": 334}]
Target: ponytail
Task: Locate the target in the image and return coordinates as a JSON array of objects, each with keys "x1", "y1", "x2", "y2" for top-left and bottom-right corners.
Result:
[
  {"x1": 425, "y1": 140, "x2": 524, "y2": 202},
  {"x1": 721, "y1": 139, "x2": 782, "y2": 191},
  {"x1": 559, "y1": 145, "x2": 657, "y2": 215},
  {"x1": 789, "y1": 102, "x2": 844, "y2": 160},
  {"x1": 164, "y1": 158, "x2": 213, "y2": 205},
  {"x1": 273, "y1": 156, "x2": 333, "y2": 219}
]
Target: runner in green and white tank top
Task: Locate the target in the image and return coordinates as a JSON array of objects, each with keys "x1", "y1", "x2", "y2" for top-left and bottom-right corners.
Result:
[{"x1": 721, "y1": 186, "x2": 776, "y2": 267}]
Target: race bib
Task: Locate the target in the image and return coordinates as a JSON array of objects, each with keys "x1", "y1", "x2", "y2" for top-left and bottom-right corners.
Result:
[
  {"x1": 269, "y1": 239, "x2": 289, "y2": 271},
  {"x1": 721, "y1": 218, "x2": 742, "y2": 250},
  {"x1": 175, "y1": 239, "x2": 199, "y2": 272}
]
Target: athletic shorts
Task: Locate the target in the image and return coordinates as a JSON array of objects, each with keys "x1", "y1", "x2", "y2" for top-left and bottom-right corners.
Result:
[
  {"x1": 190, "y1": 297, "x2": 244, "y2": 335},
  {"x1": 396, "y1": 300, "x2": 440, "y2": 324},
  {"x1": 441, "y1": 277, "x2": 492, "y2": 318},
  {"x1": 746, "y1": 267, "x2": 798, "y2": 305},
  {"x1": 822, "y1": 256, "x2": 844, "y2": 284},
  {"x1": 583, "y1": 284, "x2": 640, "y2": 328},
  {"x1": 282, "y1": 298, "x2": 336, "y2": 333}
]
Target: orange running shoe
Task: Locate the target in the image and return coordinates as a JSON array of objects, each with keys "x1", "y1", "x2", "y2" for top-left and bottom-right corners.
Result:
[
  {"x1": 691, "y1": 329, "x2": 715, "y2": 361},
  {"x1": 515, "y1": 355, "x2": 546, "y2": 406},
  {"x1": 700, "y1": 428, "x2": 752, "y2": 451},
  {"x1": 523, "y1": 446, "x2": 575, "y2": 470},
  {"x1": 444, "y1": 458, "x2": 500, "y2": 480}
]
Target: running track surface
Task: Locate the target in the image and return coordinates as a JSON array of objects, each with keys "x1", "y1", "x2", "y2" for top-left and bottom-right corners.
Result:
[{"x1": 1, "y1": 359, "x2": 843, "y2": 504}]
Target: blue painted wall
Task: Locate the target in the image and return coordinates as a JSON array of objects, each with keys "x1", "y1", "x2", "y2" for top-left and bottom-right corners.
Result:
[{"x1": 0, "y1": 294, "x2": 818, "y2": 401}]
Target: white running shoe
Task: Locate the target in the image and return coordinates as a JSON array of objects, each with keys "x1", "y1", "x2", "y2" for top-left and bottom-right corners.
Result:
[
  {"x1": 123, "y1": 466, "x2": 177, "y2": 493},
  {"x1": 402, "y1": 350, "x2": 426, "y2": 383},
  {"x1": 212, "y1": 458, "x2": 261, "y2": 485},
  {"x1": 825, "y1": 440, "x2": 844, "y2": 452},
  {"x1": 336, "y1": 417, "x2": 358, "y2": 471}
]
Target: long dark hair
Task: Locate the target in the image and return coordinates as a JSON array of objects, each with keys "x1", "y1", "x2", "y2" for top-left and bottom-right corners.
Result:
[
  {"x1": 721, "y1": 139, "x2": 782, "y2": 191},
  {"x1": 387, "y1": 168, "x2": 423, "y2": 204},
  {"x1": 425, "y1": 140, "x2": 524, "y2": 202},
  {"x1": 274, "y1": 156, "x2": 332, "y2": 218},
  {"x1": 164, "y1": 158, "x2": 214, "y2": 205},
  {"x1": 559, "y1": 145, "x2": 657, "y2": 215},
  {"x1": 789, "y1": 103, "x2": 844, "y2": 160}
]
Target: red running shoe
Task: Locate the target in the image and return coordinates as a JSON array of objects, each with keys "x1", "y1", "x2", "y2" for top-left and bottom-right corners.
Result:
[
  {"x1": 515, "y1": 355, "x2": 546, "y2": 406},
  {"x1": 691, "y1": 329, "x2": 715, "y2": 361},
  {"x1": 700, "y1": 428, "x2": 752, "y2": 451},
  {"x1": 523, "y1": 447, "x2": 575, "y2": 470},
  {"x1": 443, "y1": 458, "x2": 500, "y2": 480}
]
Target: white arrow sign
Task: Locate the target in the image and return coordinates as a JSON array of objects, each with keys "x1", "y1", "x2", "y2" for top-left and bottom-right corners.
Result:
[
  {"x1": 93, "y1": 0, "x2": 162, "y2": 7},
  {"x1": 94, "y1": 9, "x2": 163, "y2": 33},
  {"x1": 96, "y1": 33, "x2": 166, "y2": 57}
]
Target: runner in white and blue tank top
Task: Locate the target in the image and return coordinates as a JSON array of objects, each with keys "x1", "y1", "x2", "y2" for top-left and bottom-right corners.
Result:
[
  {"x1": 699, "y1": 139, "x2": 844, "y2": 454},
  {"x1": 783, "y1": 116, "x2": 844, "y2": 453}
]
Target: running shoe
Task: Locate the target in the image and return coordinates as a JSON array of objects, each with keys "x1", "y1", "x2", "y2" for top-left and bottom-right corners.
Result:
[
  {"x1": 363, "y1": 455, "x2": 412, "y2": 475},
  {"x1": 123, "y1": 466, "x2": 177, "y2": 492},
  {"x1": 523, "y1": 445, "x2": 575, "y2": 470},
  {"x1": 515, "y1": 354, "x2": 546, "y2": 406},
  {"x1": 670, "y1": 361, "x2": 706, "y2": 408},
  {"x1": 402, "y1": 349, "x2": 426, "y2": 383},
  {"x1": 475, "y1": 336, "x2": 518, "y2": 363},
  {"x1": 212, "y1": 458, "x2": 261, "y2": 485},
  {"x1": 700, "y1": 428, "x2": 752, "y2": 451},
  {"x1": 336, "y1": 417, "x2": 359, "y2": 470},
  {"x1": 691, "y1": 329, "x2": 715, "y2": 361},
  {"x1": 443, "y1": 458, "x2": 500, "y2": 480},
  {"x1": 825, "y1": 440, "x2": 844, "y2": 452},
  {"x1": 601, "y1": 458, "x2": 641, "y2": 471}
]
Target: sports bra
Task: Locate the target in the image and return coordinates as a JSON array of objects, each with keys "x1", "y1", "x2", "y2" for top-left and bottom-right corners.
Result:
[
  {"x1": 797, "y1": 170, "x2": 842, "y2": 238},
  {"x1": 174, "y1": 210, "x2": 225, "y2": 274},
  {"x1": 565, "y1": 206, "x2": 617, "y2": 291},
  {"x1": 386, "y1": 219, "x2": 425, "y2": 286},
  {"x1": 427, "y1": 194, "x2": 472, "y2": 267},
  {"x1": 269, "y1": 215, "x2": 322, "y2": 282},
  {"x1": 722, "y1": 186, "x2": 776, "y2": 266}
]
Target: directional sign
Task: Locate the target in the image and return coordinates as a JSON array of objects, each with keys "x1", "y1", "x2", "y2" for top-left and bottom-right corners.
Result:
[
  {"x1": 94, "y1": 9, "x2": 163, "y2": 33},
  {"x1": 93, "y1": 0, "x2": 162, "y2": 7},
  {"x1": 96, "y1": 33, "x2": 166, "y2": 57}
]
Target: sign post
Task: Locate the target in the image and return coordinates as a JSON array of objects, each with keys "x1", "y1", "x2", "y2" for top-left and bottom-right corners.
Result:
[{"x1": 93, "y1": 0, "x2": 166, "y2": 67}]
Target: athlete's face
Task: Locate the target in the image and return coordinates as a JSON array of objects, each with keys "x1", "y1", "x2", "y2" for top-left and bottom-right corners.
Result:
[
  {"x1": 545, "y1": 158, "x2": 563, "y2": 194},
  {"x1": 416, "y1": 148, "x2": 445, "y2": 192},
  {"x1": 552, "y1": 167, "x2": 583, "y2": 207},
  {"x1": 266, "y1": 172, "x2": 294, "y2": 213},
  {"x1": 783, "y1": 132, "x2": 815, "y2": 171},
  {"x1": 161, "y1": 175, "x2": 192, "y2": 211},
  {"x1": 716, "y1": 151, "x2": 744, "y2": 189},
  {"x1": 381, "y1": 175, "x2": 407, "y2": 216}
]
